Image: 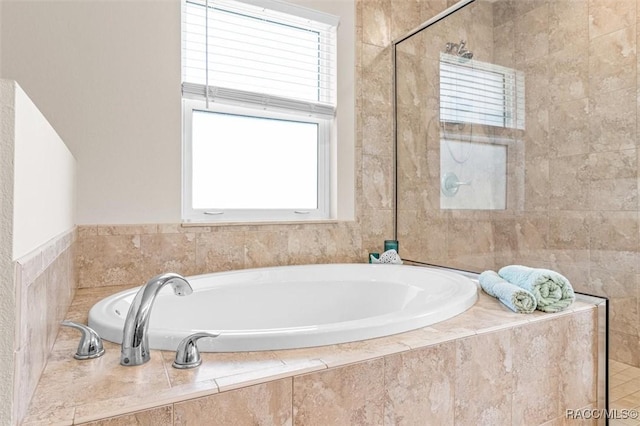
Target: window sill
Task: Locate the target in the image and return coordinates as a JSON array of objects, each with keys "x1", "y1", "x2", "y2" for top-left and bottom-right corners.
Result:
[{"x1": 180, "y1": 219, "x2": 348, "y2": 228}]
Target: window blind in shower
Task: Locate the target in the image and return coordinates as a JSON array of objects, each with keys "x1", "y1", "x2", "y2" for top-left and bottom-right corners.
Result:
[
  {"x1": 439, "y1": 53, "x2": 525, "y2": 130},
  {"x1": 181, "y1": 0, "x2": 338, "y2": 118}
]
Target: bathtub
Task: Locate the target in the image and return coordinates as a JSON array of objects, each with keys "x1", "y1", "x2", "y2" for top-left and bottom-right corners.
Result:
[{"x1": 88, "y1": 264, "x2": 478, "y2": 352}]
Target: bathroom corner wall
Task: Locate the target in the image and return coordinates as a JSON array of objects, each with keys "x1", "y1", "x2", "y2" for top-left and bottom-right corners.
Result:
[{"x1": 0, "y1": 80, "x2": 78, "y2": 425}]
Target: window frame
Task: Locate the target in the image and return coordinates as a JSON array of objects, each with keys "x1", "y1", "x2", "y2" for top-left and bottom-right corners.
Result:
[
  {"x1": 181, "y1": 0, "x2": 338, "y2": 224},
  {"x1": 181, "y1": 99, "x2": 331, "y2": 223}
]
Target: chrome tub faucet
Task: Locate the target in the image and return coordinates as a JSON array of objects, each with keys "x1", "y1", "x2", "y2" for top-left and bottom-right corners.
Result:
[{"x1": 120, "y1": 272, "x2": 193, "y2": 366}]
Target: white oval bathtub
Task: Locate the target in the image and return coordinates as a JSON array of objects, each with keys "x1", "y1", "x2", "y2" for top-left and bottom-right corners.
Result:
[{"x1": 88, "y1": 264, "x2": 477, "y2": 352}]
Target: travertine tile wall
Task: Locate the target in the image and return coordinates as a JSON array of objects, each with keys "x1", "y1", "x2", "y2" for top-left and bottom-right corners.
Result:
[
  {"x1": 73, "y1": 308, "x2": 598, "y2": 426},
  {"x1": 492, "y1": 0, "x2": 640, "y2": 366},
  {"x1": 504, "y1": 0, "x2": 640, "y2": 366},
  {"x1": 395, "y1": 0, "x2": 640, "y2": 365},
  {"x1": 76, "y1": 223, "x2": 367, "y2": 288},
  {"x1": 13, "y1": 229, "x2": 76, "y2": 423}
]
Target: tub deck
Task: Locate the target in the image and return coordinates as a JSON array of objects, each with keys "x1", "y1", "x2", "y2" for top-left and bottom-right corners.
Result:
[{"x1": 23, "y1": 283, "x2": 602, "y2": 425}]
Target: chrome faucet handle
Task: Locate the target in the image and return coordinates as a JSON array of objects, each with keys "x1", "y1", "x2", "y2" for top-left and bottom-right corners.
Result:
[
  {"x1": 172, "y1": 332, "x2": 220, "y2": 369},
  {"x1": 61, "y1": 320, "x2": 105, "y2": 360}
]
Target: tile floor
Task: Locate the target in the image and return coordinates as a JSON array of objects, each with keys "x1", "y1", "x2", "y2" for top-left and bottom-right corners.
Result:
[{"x1": 610, "y1": 360, "x2": 640, "y2": 425}]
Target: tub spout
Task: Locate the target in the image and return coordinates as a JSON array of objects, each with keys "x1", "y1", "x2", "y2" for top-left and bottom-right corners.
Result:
[{"x1": 120, "y1": 272, "x2": 193, "y2": 366}]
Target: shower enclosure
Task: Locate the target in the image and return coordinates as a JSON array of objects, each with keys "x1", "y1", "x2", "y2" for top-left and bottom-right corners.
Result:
[{"x1": 393, "y1": 0, "x2": 639, "y2": 368}]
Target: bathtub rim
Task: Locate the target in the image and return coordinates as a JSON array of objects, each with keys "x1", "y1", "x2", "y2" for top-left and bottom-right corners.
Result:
[{"x1": 88, "y1": 263, "x2": 479, "y2": 352}]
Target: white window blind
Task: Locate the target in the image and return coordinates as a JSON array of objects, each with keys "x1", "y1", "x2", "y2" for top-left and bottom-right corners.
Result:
[
  {"x1": 182, "y1": 0, "x2": 338, "y2": 118},
  {"x1": 439, "y1": 53, "x2": 525, "y2": 130}
]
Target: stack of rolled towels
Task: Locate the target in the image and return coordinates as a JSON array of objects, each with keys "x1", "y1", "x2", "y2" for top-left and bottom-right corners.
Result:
[{"x1": 478, "y1": 265, "x2": 575, "y2": 314}]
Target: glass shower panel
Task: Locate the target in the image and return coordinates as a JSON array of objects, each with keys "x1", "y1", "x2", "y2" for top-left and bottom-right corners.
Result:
[{"x1": 395, "y1": 0, "x2": 525, "y2": 272}]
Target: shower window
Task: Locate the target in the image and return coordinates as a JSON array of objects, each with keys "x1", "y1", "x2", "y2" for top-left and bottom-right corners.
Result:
[
  {"x1": 181, "y1": 0, "x2": 338, "y2": 223},
  {"x1": 439, "y1": 53, "x2": 525, "y2": 130}
]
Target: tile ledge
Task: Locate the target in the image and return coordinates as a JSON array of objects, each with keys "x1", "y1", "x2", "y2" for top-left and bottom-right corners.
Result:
[{"x1": 25, "y1": 285, "x2": 602, "y2": 424}]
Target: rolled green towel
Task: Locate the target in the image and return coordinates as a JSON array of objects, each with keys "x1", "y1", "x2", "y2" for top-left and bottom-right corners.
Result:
[
  {"x1": 498, "y1": 265, "x2": 575, "y2": 313},
  {"x1": 478, "y1": 270, "x2": 537, "y2": 314}
]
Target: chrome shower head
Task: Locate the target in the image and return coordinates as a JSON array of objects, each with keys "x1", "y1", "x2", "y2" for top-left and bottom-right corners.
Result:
[{"x1": 444, "y1": 39, "x2": 473, "y2": 60}]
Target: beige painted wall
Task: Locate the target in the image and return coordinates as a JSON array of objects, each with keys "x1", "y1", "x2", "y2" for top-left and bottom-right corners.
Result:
[
  {"x1": 0, "y1": 0, "x2": 354, "y2": 225},
  {"x1": 1, "y1": 0, "x2": 182, "y2": 224}
]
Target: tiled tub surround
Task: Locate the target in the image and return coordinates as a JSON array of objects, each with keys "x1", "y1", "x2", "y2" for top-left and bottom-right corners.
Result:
[
  {"x1": 23, "y1": 285, "x2": 602, "y2": 425},
  {"x1": 13, "y1": 228, "x2": 77, "y2": 423}
]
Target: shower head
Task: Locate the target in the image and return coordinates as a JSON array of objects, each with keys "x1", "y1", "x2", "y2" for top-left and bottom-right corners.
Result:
[{"x1": 444, "y1": 39, "x2": 473, "y2": 60}]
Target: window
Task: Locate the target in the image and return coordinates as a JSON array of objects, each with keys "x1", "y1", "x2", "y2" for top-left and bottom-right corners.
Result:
[
  {"x1": 181, "y1": 0, "x2": 339, "y2": 223},
  {"x1": 439, "y1": 53, "x2": 525, "y2": 130}
]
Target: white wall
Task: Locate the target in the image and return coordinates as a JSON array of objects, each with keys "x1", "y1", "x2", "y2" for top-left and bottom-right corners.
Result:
[
  {"x1": 0, "y1": 0, "x2": 354, "y2": 225},
  {"x1": 13, "y1": 85, "x2": 76, "y2": 260}
]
